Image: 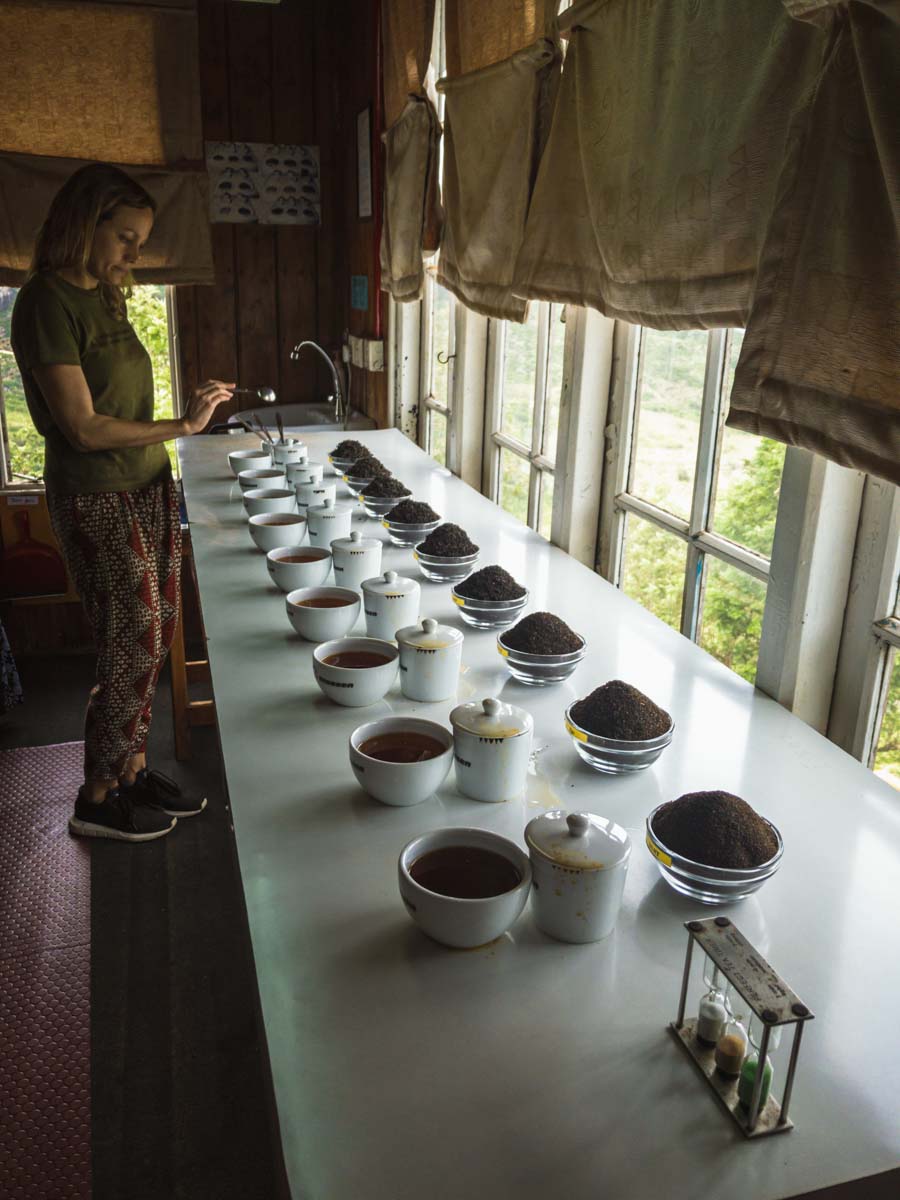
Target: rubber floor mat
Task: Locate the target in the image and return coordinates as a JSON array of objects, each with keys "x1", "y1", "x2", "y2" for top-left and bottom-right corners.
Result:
[{"x1": 0, "y1": 741, "x2": 90, "y2": 1200}]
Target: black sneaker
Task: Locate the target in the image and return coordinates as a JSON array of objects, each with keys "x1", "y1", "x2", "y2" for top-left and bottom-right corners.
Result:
[
  {"x1": 123, "y1": 768, "x2": 208, "y2": 818},
  {"x1": 69, "y1": 787, "x2": 176, "y2": 842}
]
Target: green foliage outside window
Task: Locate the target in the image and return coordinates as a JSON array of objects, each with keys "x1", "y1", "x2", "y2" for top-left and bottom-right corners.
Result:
[{"x1": 0, "y1": 283, "x2": 175, "y2": 481}]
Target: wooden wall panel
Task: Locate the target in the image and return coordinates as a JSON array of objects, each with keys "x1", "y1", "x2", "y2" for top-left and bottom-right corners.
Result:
[{"x1": 177, "y1": 0, "x2": 387, "y2": 429}]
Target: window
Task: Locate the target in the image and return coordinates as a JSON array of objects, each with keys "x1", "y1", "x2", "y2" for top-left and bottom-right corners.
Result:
[
  {"x1": 602, "y1": 326, "x2": 786, "y2": 683},
  {"x1": 0, "y1": 284, "x2": 177, "y2": 486},
  {"x1": 419, "y1": 274, "x2": 454, "y2": 467},
  {"x1": 483, "y1": 302, "x2": 565, "y2": 537},
  {"x1": 873, "y1": 648, "x2": 900, "y2": 790}
]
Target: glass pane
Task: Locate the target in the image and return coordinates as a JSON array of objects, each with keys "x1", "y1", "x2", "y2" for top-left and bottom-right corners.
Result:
[
  {"x1": 630, "y1": 329, "x2": 707, "y2": 519},
  {"x1": 542, "y1": 304, "x2": 566, "y2": 463},
  {"x1": 873, "y1": 651, "x2": 900, "y2": 791},
  {"x1": 538, "y1": 471, "x2": 554, "y2": 540},
  {"x1": 500, "y1": 306, "x2": 538, "y2": 445},
  {"x1": 430, "y1": 284, "x2": 453, "y2": 409},
  {"x1": 128, "y1": 285, "x2": 177, "y2": 474},
  {"x1": 699, "y1": 556, "x2": 767, "y2": 684},
  {"x1": 712, "y1": 330, "x2": 785, "y2": 558},
  {"x1": 499, "y1": 448, "x2": 530, "y2": 525},
  {"x1": 0, "y1": 286, "x2": 43, "y2": 481},
  {"x1": 428, "y1": 409, "x2": 447, "y2": 466},
  {"x1": 620, "y1": 514, "x2": 687, "y2": 631}
]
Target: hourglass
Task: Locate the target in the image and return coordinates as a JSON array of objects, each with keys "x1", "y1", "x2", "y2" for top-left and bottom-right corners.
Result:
[{"x1": 670, "y1": 916, "x2": 814, "y2": 1137}]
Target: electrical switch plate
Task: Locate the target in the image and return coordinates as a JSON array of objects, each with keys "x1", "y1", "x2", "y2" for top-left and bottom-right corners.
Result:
[
  {"x1": 364, "y1": 339, "x2": 384, "y2": 372},
  {"x1": 348, "y1": 335, "x2": 366, "y2": 369}
]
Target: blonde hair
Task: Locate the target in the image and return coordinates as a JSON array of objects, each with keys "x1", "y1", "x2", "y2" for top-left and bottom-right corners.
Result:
[{"x1": 29, "y1": 163, "x2": 156, "y2": 319}]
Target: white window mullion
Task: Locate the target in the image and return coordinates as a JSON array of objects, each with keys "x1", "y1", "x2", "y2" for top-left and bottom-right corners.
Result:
[
  {"x1": 482, "y1": 320, "x2": 505, "y2": 499},
  {"x1": 526, "y1": 304, "x2": 551, "y2": 528},
  {"x1": 597, "y1": 322, "x2": 641, "y2": 582}
]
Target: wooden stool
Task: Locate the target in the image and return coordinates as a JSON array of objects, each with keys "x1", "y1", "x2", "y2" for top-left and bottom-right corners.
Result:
[{"x1": 169, "y1": 531, "x2": 215, "y2": 761}]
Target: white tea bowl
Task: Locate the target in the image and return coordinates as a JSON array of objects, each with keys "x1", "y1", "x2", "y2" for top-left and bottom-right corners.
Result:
[
  {"x1": 243, "y1": 487, "x2": 295, "y2": 517},
  {"x1": 266, "y1": 546, "x2": 331, "y2": 592},
  {"x1": 398, "y1": 828, "x2": 532, "y2": 949},
  {"x1": 238, "y1": 467, "x2": 286, "y2": 492},
  {"x1": 228, "y1": 447, "x2": 270, "y2": 477},
  {"x1": 349, "y1": 717, "x2": 453, "y2": 806},
  {"x1": 248, "y1": 512, "x2": 307, "y2": 552},
  {"x1": 285, "y1": 586, "x2": 359, "y2": 642},
  {"x1": 312, "y1": 637, "x2": 399, "y2": 707}
]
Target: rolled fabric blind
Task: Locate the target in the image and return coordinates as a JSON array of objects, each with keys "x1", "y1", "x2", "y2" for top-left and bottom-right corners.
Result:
[
  {"x1": 727, "y1": 1, "x2": 900, "y2": 484},
  {"x1": 383, "y1": 0, "x2": 437, "y2": 129},
  {"x1": 514, "y1": 0, "x2": 824, "y2": 327},
  {"x1": 437, "y1": 39, "x2": 561, "y2": 321},
  {"x1": 444, "y1": 0, "x2": 557, "y2": 76},
  {"x1": 380, "y1": 96, "x2": 442, "y2": 302},
  {"x1": 0, "y1": 0, "x2": 213, "y2": 286}
]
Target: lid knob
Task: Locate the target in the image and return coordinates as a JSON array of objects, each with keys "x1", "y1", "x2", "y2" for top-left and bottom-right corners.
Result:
[
  {"x1": 482, "y1": 697, "x2": 501, "y2": 717},
  {"x1": 323, "y1": 498, "x2": 334, "y2": 510},
  {"x1": 350, "y1": 530, "x2": 361, "y2": 543},
  {"x1": 567, "y1": 813, "x2": 590, "y2": 838},
  {"x1": 422, "y1": 618, "x2": 438, "y2": 635},
  {"x1": 385, "y1": 570, "x2": 398, "y2": 584}
]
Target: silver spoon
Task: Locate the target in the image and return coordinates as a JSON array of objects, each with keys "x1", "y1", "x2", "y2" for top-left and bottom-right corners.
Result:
[{"x1": 232, "y1": 386, "x2": 277, "y2": 404}]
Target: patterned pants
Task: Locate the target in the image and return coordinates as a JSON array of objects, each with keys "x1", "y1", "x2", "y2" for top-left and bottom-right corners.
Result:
[{"x1": 47, "y1": 479, "x2": 182, "y2": 780}]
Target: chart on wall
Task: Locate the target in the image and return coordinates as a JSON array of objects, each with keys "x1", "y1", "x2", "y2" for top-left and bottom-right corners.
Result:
[{"x1": 206, "y1": 141, "x2": 320, "y2": 225}]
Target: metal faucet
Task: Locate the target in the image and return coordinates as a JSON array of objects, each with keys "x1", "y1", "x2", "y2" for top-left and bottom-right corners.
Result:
[{"x1": 290, "y1": 340, "x2": 345, "y2": 426}]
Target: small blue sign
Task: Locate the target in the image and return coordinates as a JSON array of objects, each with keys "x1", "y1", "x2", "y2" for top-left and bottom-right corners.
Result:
[{"x1": 351, "y1": 275, "x2": 369, "y2": 312}]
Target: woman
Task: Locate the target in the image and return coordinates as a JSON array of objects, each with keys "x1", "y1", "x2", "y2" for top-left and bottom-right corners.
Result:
[{"x1": 11, "y1": 163, "x2": 233, "y2": 842}]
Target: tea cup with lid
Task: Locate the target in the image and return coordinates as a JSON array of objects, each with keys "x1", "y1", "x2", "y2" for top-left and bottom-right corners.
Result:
[
  {"x1": 524, "y1": 810, "x2": 631, "y2": 943},
  {"x1": 449, "y1": 697, "x2": 533, "y2": 803},
  {"x1": 296, "y1": 479, "x2": 337, "y2": 513},
  {"x1": 286, "y1": 456, "x2": 325, "y2": 488},
  {"x1": 331, "y1": 529, "x2": 382, "y2": 592},
  {"x1": 361, "y1": 570, "x2": 420, "y2": 641},
  {"x1": 269, "y1": 437, "x2": 307, "y2": 466},
  {"x1": 396, "y1": 618, "x2": 464, "y2": 703},
  {"x1": 307, "y1": 497, "x2": 354, "y2": 545}
]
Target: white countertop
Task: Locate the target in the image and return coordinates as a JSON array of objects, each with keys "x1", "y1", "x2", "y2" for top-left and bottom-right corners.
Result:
[{"x1": 179, "y1": 429, "x2": 899, "y2": 1200}]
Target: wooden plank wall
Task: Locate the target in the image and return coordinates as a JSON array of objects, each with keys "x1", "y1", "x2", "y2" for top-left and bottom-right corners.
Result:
[{"x1": 177, "y1": 0, "x2": 388, "y2": 428}]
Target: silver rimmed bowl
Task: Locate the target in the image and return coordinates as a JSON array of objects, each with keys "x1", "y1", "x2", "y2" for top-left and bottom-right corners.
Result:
[
  {"x1": 359, "y1": 492, "x2": 408, "y2": 520},
  {"x1": 450, "y1": 586, "x2": 528, "y2": 630},
  {"x1": 645, "y1": 803, "x2": 784, "y2": 903},
  {"x1": 563, "y1": 703, "x2": 674, "y2": 773},
  {"x1": 497, "y1": 632, "x2": 586, "y2": 685},
  {"x1": 382, "y1": 516, "x2": 441, "y2": 548},
  {"x1": 343, "y1": 472, "x2": 375, "y2": 497},
  {"x1": 413, "y1": 545, "x2": 480, "y2": 584}
]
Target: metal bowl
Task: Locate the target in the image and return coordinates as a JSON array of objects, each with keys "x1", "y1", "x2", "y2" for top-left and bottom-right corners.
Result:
[
  {"x1": 382, "y1": 516, "x2": 441, "y2": 548},
  {"x1": 450, "y1": 587, "x2": 529, "y2": 629},
  {"x1": 645, "y1": 803, "x2": 784, "y2": 904},
  {"x1": 413, "y1": 545, "x2": 480, "y2": 584},
  {"x1": 563, "y1": 704, "x2": 674, "y2": 774},
  {"x1": 497, "y1": 633, "x2": 586, "y2": 685},
  {"x1": 359, "y1": 492, "x2": 409, "y2": 520}
]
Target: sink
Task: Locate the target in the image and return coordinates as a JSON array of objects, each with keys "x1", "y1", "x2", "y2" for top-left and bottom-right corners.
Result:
[{"x1": 229, "y1": 403, "x2": 376, "y2": 433}]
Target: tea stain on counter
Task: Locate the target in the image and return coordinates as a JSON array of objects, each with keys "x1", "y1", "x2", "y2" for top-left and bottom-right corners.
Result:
[{"x1": 526, "y1": 745, "x2": 562, "y2": 810}]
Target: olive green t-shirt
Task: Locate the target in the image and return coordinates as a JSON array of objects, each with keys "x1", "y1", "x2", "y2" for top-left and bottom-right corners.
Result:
[{"x1": 10, "y1": 272, "x2": 171, "y2": 495}]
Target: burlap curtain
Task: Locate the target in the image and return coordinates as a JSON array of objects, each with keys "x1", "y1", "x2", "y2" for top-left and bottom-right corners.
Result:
[
  {"x1": 513, "y1": 0, "x2": 824, "y2": 327},
  {"x1": 436, "y1": 40, "x2": 560, "y2": 321},
  {"x1": 727, "y1": 1, "x2": 900, "y2": 484},
  {"x1": 444, "y1": 0, "x2": 558, "y2": 76},
  {"x1": 380, "y1": 0, "x2": 440, "y2": 302},
  {"x1": 0, "y1": 0, "x2": 213, "y2": 286}
]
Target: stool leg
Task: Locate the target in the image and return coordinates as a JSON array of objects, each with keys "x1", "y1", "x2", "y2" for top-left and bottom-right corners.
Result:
[{"x1": 169, "y1": 606, "x2": 191, "y2": 761}]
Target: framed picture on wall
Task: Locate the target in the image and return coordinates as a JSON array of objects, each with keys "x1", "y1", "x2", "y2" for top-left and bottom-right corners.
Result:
[{"x1": 357, "y1": 106, "x2": 372, "y2": 220}]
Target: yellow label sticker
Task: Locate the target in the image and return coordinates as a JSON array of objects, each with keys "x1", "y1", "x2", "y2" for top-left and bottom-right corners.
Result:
[
  {"x1": 382, "y1": 520, "x2": 390, "y2": 529},
  {"x1": 342, "y1": 474, "x2": 349, "y2": 481},
  {"x1": 498, "y1": 645, "x2": 509, "y2": 658},
  {"x1": 452, "y1": 595, "x2": 465, "y2": 607},
  {"x1": 412, "y1": 551, "x2": 419, "y2": 561},
  {"x1": 565, "y1": 721, "x2": 588, "y2": 743},
  {"x1": 645, "y1": 834, "x2": 672, "y2": 867}
]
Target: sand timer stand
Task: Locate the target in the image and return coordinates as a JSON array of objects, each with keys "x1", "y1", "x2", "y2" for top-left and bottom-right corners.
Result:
[{"x1": 669, "y1": 916, "x2": 814, "y2": 1138}]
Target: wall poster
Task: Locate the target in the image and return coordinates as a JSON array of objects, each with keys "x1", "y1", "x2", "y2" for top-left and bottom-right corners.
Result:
[{"x1": 206, "y1": 141, "x2": 320, "y2": 225}]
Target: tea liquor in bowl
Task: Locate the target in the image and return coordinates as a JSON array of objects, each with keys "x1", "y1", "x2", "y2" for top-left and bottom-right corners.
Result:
[
  {"x1": 243, "y1": 487, "x2": 296, "y2": 518},
  {"x1": 349, "y1": 716, "x2": 454, "y2": 806},
  {"x1": 248, "y1": 512, "x2": 307, "y2": 553},
  {"x1": 286, "y1": 585, "x2": 359, "y2": 642},
  {"x1": 267, "y1": 545, "x2": 331, "y2": 592},
  {"x1": 312, "y1": 637, "x2": 400, "y2": 707}
]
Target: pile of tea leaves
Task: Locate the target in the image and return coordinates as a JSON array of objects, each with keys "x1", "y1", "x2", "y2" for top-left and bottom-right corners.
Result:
[
  {"x1": 501, "y1": 612, "x2": 582, "y2": 655},
  {"x1": 569, "y1": 680, "x2": 670, "y2": 741},
  {"x1": 386, "y1": 499, "x2": 441, "y2": 523},
  {"x1": 455, "y1": 565, "x2": 525, "y2": 601},
  {"x1": 332, "y1": 438, "x2": 367, "y2": 460},
  {"x1": 651, "y1": 791, "x2": 778, "y2": 869},
  {"x1": 418, "y1": 523, "x2": 479, "y2": 556},
  {"x1": 349, "y1": 454, "x2": 391, "y2": 479},
  {"x1": 362, "y1": 476, "x2": 411, "y2": 499}
]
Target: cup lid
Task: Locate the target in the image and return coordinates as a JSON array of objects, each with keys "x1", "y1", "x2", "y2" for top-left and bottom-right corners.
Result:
[
  {"x1": 449, "y1": 696, "x2": 533, "y2": 739},
  {"x1": 396, "y1": 617, "x2": 463, "y2": 649},
  {"x1": 309, "y1": 497, "x2": 350, "y2": 515},
  {"x1": 331, "y1": 529, "x2": 380, "y2": 552},
  {"x1": 525, "y1": 810, "x2": 631, "y2": 870},
  {"x1": 361, "y1": 570, "x2": 420, "y2": 597}
]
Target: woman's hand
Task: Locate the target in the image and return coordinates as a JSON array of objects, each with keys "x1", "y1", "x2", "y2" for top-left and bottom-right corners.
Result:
[{"x1": 181, "y1": 380, "x2": 236, "y2": 435}]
